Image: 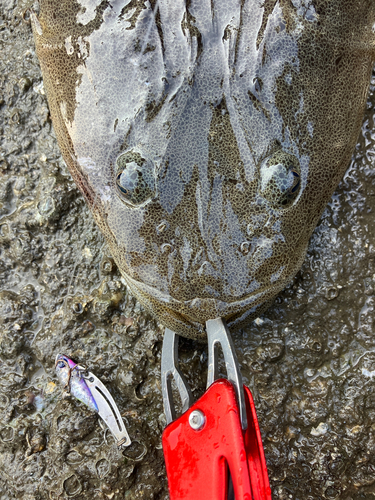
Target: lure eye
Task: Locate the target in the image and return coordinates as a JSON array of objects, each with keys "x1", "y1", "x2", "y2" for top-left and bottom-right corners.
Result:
[
  {"x1": 56, "y1": 360, "x2": 66, "y2": 369},
  {"x1": 259, "y1": 151, "x2": 301, "y2": 208},
  {"x1": 115, "y1": 151, "x2": 155, "y2": 207}
]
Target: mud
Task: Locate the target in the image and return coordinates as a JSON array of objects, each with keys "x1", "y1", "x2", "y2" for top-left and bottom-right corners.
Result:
[{"x1": 1, "y1": 1, "x2": 375, "y2": 499}]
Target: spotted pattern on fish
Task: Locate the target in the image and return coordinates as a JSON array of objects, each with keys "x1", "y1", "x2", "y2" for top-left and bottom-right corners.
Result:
[{"x1": 32, "y1": 0, "x2": 375, "y2": 339}]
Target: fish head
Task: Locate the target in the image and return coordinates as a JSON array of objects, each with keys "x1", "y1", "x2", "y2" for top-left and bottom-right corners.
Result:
[
  {"x1": 55, "y1": 354, "x2": 98, "y2": 412},
  {"x1": 32, "y1": 0, "x2": 375, "y2": 339},
  {"x1": 55, "y1": 354, "x2": 76, "y2": 387}
]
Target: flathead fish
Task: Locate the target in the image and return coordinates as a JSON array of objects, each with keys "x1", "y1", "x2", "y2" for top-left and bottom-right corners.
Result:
[{"x1": 31, "y1": 1, "x2": 375, "y2": 339}]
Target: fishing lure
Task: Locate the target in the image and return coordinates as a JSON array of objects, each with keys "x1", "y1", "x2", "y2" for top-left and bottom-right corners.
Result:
[{"x1": 55, "y1": 354, "x2": 131, "y2": 448}]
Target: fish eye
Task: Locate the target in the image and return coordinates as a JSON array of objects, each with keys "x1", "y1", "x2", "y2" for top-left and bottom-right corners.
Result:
[
  {"x1": 259, "y1": 151, "x2": 301, "y2": 208},
  {"x1": 115, "y1": 151, "x2": 155, "y2": 207},
  {"x1": 57, "y1": 360, "x2": 66, "y2": 369}
]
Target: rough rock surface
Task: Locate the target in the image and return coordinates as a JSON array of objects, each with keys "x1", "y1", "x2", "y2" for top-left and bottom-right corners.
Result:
[{"x1": 1, "y1": 1, "x2": 375, "y2": 499}]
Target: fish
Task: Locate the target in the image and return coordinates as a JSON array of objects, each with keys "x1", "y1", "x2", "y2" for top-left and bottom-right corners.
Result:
[
  {"x1": 55, "y1": 354, "x2": 132, "y2": 446},
  {"x1": 31, "y1": 0, "x2": 375, "y2": 340},
  {"x1": 55, "y1": 354, "x2": 99, "y2": 412}
]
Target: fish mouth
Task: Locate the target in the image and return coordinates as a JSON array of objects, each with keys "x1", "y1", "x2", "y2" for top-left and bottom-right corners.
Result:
[
  {"x1": 71, "y1": 168, "x2": 271, "y2": 337},
  {"x1": 121, "y1": 272, "x2": 283, "y2": 340}
]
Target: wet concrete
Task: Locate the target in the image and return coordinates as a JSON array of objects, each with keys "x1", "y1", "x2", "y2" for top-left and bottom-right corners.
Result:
[{"x1": 1, "y1": 1, "x2": 375, "y2": 499}]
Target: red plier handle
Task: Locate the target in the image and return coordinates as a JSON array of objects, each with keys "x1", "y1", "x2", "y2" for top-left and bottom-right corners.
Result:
[{"x1": 161, "y1": 318, "x2": 272, "y2": 500}]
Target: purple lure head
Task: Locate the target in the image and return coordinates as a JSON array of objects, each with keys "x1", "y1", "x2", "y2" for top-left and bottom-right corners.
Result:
[{"x1": 55, "y1": 354, "x2": 98, "y2": 412}]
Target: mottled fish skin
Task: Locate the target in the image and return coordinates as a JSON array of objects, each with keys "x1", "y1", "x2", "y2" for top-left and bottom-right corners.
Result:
[
  {"x1": 55, "y1": 354, "x2": 99, "y2": 412},
  {"x1": 32, "y1": 1, "x2": 375, "y2": 340}
]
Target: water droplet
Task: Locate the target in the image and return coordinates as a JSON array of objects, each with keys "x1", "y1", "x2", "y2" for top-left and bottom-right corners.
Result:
[
  {"x1": 253, "y1": 77, "x2": 263, "y2": 93},
  {"x1": 197, "y1": 260, "x2": 211, "y2": 275},
  {"x1": 246, "y1": 223, "x2": 254, "y2": 237},
  {"x1": 96, "y1": 458, "x2": 110, "y2": 479},
  {"x1": 156, "y1": 220, "x2": 169, "y2": 235},
  {"x1": 0, "y1": 223, "x2": 9, "y2": 237},
  {"x1": 0, "y1": 427, "x2": 14, "y2": 442},
  {"x1": 240, "y1": 241, "x2": 251, "y2": 255},
  {"x1": 227, "y1": 405, "x2": 237, "y2": 414},
  {"x1": 101, "y1": 258, "x2": 114, "y2": 274},
  {"x1": 57, "y1": 415, "x2": 69, "y2": 430},
  {"x1": 122, "y1": 440, "x2": 147, "y2": 462},
  {"x1": 325, "y1": 486, "x2": 339, "y2": 499},
  {"x1": 0, "y1": 394, "x2": 9, "y2": 407},
  {"x1": 63, "y1": 475, "x2": 82, "y2": 497},
  {"x1": 65, "y1": 450, "x2": 83, "y2": 465},
  {"x1": 216, "y1": 394, "x2": 221, "y2": 403},
  {"x1": 161, "y1": 243, "x2": 173, "y2": 254},
  {"x1": 312, "y1": 341, "x2": 322, "y2": 352},
  {"x1": 82, "y1": 320, "x2": 95, "y2": 334},
  {"x1": 51, "y1": 437, "x2": 69, "y2": 455},
  {"x1": 326, "y1": 286, "x2": 339, "y2": 300},
  {"x1": 115, "y1": 151, "x2": 155, "y2": 207},
  {"x1": 11, "y1": 110, "x2": 20, "y2": 123},
  {"x1": 259, "y1": 151, "x2": 301, "y2": 207},
  {"x1": 37, "y1": 196, "x2": 55, "y2": 217},
  {"x1": 72, "y1": 302, "x2": 83, "y2": 314}
]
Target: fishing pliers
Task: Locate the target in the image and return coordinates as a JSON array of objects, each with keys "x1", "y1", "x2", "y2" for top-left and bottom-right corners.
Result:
[{"x1": 161, "y1": 317, "x2": 272, "y2": 500}]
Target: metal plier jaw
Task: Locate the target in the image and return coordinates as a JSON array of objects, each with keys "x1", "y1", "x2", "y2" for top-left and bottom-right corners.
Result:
[
  {"x1": 162, "y1": 318, "x2": 247, "y2": 429},
  {"x1": 161, "y1": 318, "x2": 272, "y2": 500}
]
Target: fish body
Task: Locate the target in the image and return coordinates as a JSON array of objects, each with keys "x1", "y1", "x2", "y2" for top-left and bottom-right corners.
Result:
[
  {"x1": 55, "y1": 354, "x2": 99, "y2": 412},
  {"x1": 32, "y1": 1, "x2": 375, "y2": 339}
]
